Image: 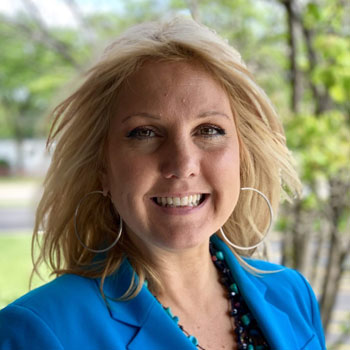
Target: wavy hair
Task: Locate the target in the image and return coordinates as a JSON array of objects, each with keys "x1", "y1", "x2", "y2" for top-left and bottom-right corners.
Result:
[{"x1": 32, "y1": 16, "x2": 301, "y2": 297}]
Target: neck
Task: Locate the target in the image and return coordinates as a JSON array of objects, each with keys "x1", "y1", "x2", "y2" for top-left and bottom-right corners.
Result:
[{"x1": 146, "y1": 240, "x2": 222, "y2": 313}]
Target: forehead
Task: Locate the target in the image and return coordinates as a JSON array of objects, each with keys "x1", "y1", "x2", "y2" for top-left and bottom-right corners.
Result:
[
  {"x1": 126, "y1": 60, "x2": 219, "y2": 87},
  {"x1": 114, "y1": 60, "x2": 231, "y2": 115}
]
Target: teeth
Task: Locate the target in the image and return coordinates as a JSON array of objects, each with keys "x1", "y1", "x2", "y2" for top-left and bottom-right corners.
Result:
[
  {"x1": 180, "y1": 197, "x2": 188, "y2": 205},
  {"x1": 155, "y1": 194, "x2": 204, "y2": 207}
]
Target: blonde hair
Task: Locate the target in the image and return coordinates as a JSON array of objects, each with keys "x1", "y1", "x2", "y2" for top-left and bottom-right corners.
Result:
[{"x1": 32, "y1": 16, "x2": 301, "y2": 297}]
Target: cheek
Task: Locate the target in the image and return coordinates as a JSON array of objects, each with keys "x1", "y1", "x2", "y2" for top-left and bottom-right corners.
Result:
[
  {"x1": 207, "y1": 142, "x2": 240, "y2": 179},
  {"x1": 206, "y1": 144, "x2": 240, "y2": 208},
  {"x1": 107, "y1": 151, "x2": 154, "y2": 203}
]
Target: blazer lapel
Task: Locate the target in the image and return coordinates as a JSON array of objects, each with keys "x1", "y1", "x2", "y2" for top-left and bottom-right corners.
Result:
[
  {"x1": 212, "y1": 235, "x2": 299, "y2": 349},
  {"x1": 100, "y1": 259, "x2": 196, "y2": 350},
  {"x1": 126, "y1": 301, "x2": 197, "y2": 350}
]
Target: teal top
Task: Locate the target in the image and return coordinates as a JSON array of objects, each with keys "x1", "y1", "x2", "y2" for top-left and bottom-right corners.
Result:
[{"x1": 0, "y1": 235, "x2": 326, "y2": 350}]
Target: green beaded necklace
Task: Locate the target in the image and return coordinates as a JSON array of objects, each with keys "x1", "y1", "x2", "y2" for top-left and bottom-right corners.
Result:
[{"x1": 145, "y1": 243, "x2": 270, "y2": 350}]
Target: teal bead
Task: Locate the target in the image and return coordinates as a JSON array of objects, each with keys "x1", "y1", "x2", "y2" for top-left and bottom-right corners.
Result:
[
  {"x1": 164, "y1": 307, "x2": 174, "y2": 318},
  {"x1": 248, "y1": 345, "x2": 255, "y2": 350},
  {"x1": 188, "y1": 335, "x2": 198, "y2": 345},
  {"x1": 172, "y1": 316, "x2": 179, "y2": 324},
  {"x1": 241, "y1": 314, "x2": 251, "y2": 326},
  {"x1": 143, "y1": 280, "x2": 148, "y2": 288},
  {"x1": 215, "y1": 251, "x2": 224, "y2": 260},
  {"x1": 230, "y1": 283, "x2": 238, "y2": 293}
]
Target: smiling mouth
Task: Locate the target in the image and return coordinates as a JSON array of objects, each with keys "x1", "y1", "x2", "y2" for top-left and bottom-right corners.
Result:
[{"x1": 152, "y1": 194, "x2": 208, "y2": 208}]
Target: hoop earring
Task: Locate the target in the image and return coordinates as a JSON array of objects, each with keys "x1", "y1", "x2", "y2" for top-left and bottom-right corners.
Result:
[
  {"x1": 74, "y1": 191, "x2": 123, "y2": 253},
  {"x1": 220, "y1": 187, "x2": 273, "y2": 251}
]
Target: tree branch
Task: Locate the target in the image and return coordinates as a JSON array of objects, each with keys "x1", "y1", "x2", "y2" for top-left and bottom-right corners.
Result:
[
  {"x1": 186, "y1": 0, "x2": 200, "y2": 22},
  {"x1": 18, "y1": 0, "x2": 81, "y2": 68},
  {"x1": 63, "y1": 0, "x2": 97, "y2": 43}
]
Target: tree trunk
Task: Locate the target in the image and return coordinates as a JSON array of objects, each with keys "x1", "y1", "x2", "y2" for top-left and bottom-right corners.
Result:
[
  {"x1": 319, "y1": 230, "x2": 345, "y2": 333},
  {"x1": 282, "y1": 0, "x2": 303, "y2": 113},
  {"x1": 319, "y1": 177, "x2": 350, "y2": 332},
  {"x1": 297, "y1": 5, "x2": 334, "y2": 115},
  {"x1": 309, "y1": 228, "x2": 325, "y2": 287},
  {"x1": 280, "y1": 205, "x2": 294, "y2": 267}
]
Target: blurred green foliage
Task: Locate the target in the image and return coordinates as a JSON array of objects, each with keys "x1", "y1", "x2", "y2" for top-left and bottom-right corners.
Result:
[
  {"x1": 0, "y1": 18, "x2": 77, "y2": 138},
  {"x1": 0, "y1": 0, "x2": 349, "y2": 345},
  {"x1": 286, "y1": 112, "x2": 349, "y2": 181}
]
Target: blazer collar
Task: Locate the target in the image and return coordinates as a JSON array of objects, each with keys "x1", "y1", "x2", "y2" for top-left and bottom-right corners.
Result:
[
  {"x1": 100, "y1": 260, "x2": 154, "y2": 327},
  {"x1": 100, "y1": 259, "x2": 196, "y2": 350},
  {"x1": 211, "y1": 235, "x2": 300, "y2": 349}
]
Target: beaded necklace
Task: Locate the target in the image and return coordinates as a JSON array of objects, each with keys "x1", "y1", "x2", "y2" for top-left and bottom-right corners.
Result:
[
  {"x1": 154, "y1": 243, "x2": 270, "y2": 350},
  {"x1": 210, "y1": 243, "x2": 270, "y2": 350}
]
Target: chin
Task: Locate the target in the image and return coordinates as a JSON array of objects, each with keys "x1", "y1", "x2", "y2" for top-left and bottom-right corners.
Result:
[{"x1": 154, "y1": 230, "x2": 211, "y2": 252}]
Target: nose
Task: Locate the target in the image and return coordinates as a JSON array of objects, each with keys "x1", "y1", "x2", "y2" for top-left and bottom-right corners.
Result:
[{"x1": 160, "y1": 136, "x2": 199, "y2": 179}]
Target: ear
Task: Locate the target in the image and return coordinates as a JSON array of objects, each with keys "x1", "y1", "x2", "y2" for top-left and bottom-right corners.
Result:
[{"x1": 99, "y1": 170, "x2": 110, "y2": 197}]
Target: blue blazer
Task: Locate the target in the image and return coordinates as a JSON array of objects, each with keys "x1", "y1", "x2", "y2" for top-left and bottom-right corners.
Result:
[{"x1": 0, "y1": 235, "x2": 325, "y2": 350}]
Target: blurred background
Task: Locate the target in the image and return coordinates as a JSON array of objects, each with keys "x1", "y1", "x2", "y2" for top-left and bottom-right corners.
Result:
[{"x1": 0, "y1": 0, "x2": 349, "y2": 348}]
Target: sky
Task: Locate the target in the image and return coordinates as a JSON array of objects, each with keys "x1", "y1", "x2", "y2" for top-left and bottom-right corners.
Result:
[{"x1": 0, "y1": 0, "x2": 123, "y2": 27}]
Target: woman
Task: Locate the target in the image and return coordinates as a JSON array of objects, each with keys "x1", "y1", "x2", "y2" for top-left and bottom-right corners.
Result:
[{"x1": 0, "y1": 17, "x2": 325, "y2": 350}]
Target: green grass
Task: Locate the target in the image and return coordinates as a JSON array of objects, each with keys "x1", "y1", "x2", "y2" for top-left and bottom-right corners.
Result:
[
  {"x1": 0, "y1": 233, "x2": 51, "y2": 309},
  {"x1": 0, "y1": 176, "x2": 43, "y2": 184},
  {"x1": 0, "y1": 177, "x2": 49, "y2": 309}
]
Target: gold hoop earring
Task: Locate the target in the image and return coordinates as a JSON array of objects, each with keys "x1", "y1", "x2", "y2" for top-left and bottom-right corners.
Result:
[
  {"x1": 74, "y1": 191, "x2": 122, "y2": 253},
  {"x1": 220, "y1": 187, "x2": 273, "y2": 251}
]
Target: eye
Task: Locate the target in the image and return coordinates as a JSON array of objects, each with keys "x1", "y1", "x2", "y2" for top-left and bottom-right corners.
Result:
[
  {"x1": 197, "y1": 124, "x2": 226, "y2": 137},
  {"x1": 127, "y1": 127, "x2": 157, "y2": 140}
]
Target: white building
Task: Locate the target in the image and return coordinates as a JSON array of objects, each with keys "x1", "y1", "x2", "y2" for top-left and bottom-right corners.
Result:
[{"x1": 0, "y1": 139, "x2": 50, "y2": 176}]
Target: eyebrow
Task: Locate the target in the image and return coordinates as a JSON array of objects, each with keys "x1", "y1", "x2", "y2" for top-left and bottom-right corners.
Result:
[
  {"x1": 122, "y1": 112, "x2": 160, "y2": 123},
  {"x1": 121, "y1": 111, "x2": 231, "y2": 123},
  {"x1": 199, "y1": 111, "x2": 231, "y2": 120}
]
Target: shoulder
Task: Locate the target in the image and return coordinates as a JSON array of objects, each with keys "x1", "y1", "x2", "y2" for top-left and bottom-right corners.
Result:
[
  {"x1": 245, "y1": 257, "x2": 302, "y2": 284},
  {"x1": 243, "y1": 257, "x2": 285, "y2": 271},
  {"x1": 0, "y1": 274, "x2": 105, "y2": 350},
  {"x1": 243, "y1": 257, "x2": 326, "y2": 348},
  {"x1": 13, "y1": 273, "x2": 98, "y2": 307},
  {"x1": 244, "y1": 257, "x2": 313, "y2": 294},
  {"x1": 4, "y1": 273, "x2": 101, "y2": 320},
  {"x1": 243, "y1": 257, "x2": 316, "y2": 306}
]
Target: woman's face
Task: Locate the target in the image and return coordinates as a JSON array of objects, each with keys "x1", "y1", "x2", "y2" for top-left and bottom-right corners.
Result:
[{"x1": 104, "y1": 61, "x2": 240, "y2": 253}]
